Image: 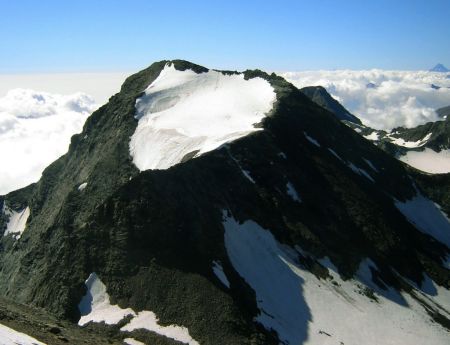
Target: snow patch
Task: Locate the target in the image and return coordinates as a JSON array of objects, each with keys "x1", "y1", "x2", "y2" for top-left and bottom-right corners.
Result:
[
  {"x1": 399, "y1": 148, "x2": 450, "y2": 173},
  {"x1": 303, "y1": 132, "x2": 321, "y2": 147},
  {"x1": 123, "y1": 338, "x2": 146, "y2": 345},
  {"x1": 3, "y1": 205, "x2": 30, "y2": 239},
  {"x1": 388, "y1": 132, "x2": 432, "y2": 148},
  {"x1": 78, "y1": 182, "x2": 88, "y2": 191},
  {"x1": 364, "y1": 131, "x2": 380, "y2": 141},
  {"x1": 0, "y1": 323, "x2": 46, "y2": 345},
  {"x1": 212, "y1": 261, "x2": 230, "y2": 288},
  {"x1": 395, "y1": 194, "x2": 450, "y2": 248},
  {"x1": 286, "y1": 182, "x2": 302, "y2": 202},
  {"x1": 78, "y1": 273, "x2": 136, "y2": 326},
  {"x1": 130, "y1": 64, "x2": 275, "y2": 171},
  {"x1": 79, "y1": 273, "x2": 199, "y2": 345},
  {"x1": 121, "y1": 311, "x2": 199, "y2": 345}
]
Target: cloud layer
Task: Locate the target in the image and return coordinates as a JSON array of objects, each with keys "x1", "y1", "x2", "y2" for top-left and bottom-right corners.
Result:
[
  {"x1": 0, "y1": 72, "x2": 129, "y2": 106},
  {"x1": 1, "y1": 70, "x2": 450, "y2": 194},
  {"x1": 0, "y1": 89, "x2": 95, "y2": 194},
  {"x1": 281, "y1": 70, "x2": 450, "y2": 130}
]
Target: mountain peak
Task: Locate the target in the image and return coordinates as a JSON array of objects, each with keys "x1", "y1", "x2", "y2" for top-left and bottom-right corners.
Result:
[
  {"x1": 429, "y1": 63, "x2": 449, "y2": 72},
  {"x1": 0, "y1": 59, "x2": 449, "y2": 345},
  {"x1": 130, "y1": 62, "x2": 276, "y2": 171},
  {"x1": 300, "y1": 85, "x2": 362, "y2": 124}
]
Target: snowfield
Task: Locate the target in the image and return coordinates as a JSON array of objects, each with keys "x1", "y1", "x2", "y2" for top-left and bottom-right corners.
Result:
[
  {"x1": 399, "y1": 148, "x2": 450, "y2": 173},
  {"x1": 0, "y1": 323, "x2": 46, "y2": 345},
  {"x1": 78, "y1": 272, "x2": 199, "y2": 345},
  {"x1": 395, "y1": 193, "x2": 450, "y2": 248},
  {"x1": 129, "y1": 63, "x2": 276, "y2": 171},
  {"x1": 223, "y1": 211, "x2": 450, "y2": 345}
]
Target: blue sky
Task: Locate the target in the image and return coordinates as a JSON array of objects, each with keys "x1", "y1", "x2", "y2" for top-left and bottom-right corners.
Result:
[{"x1": 1, "y1": 0, "x2": 449, "y2": 72}]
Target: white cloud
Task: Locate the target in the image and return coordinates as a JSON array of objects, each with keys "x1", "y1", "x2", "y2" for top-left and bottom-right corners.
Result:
[
  {"x1": 0, "y1": 89, "x2": 95, "y2": 194},
  {"x1": 281, "y1": 70, "x2": 450, "y2": 130}
]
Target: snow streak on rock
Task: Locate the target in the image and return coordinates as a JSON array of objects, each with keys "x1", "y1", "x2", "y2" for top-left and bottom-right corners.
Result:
[
  {"x1": 212, "y1": 261, "x2": 230, "y2": 288},
  {"x1": 3, "y1": 205, "x2": 30, "y2": 240},
  {"x1": 286, "y1": 182, "x2": 301, "y2": 202},
  {"x1": 303, "y1": 132, "x2": 321, "y2": 147}
]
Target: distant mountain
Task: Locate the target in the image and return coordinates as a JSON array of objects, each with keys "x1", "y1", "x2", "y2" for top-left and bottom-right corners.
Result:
[
  {"x1": 300, "y1": 85, "x2": 362, "y2": 124},
  {"x1": 437, "y1": 105, "x2": 450, "y2": 119},
  {"x1": 299, "y1": 77, "x2": 450, "y2": 177},
  {"x1": 430, "y1": 63, "x2": 449, "y2": 72},
  {"x1": 0, "y1": 60, "x2": 449, "y2": 345},
  {"x1": 344, "y1": 109, "x2": 450, "y2": 174},
  {"x1": 431, "y1": 84, "x2": 441, "y2": 90}
]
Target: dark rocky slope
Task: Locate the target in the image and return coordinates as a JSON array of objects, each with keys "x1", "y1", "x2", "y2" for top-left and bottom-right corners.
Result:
[
  {"x1": 0, "y1": 60, "x2": 449, "y2": 344},
  {"x1": 0, "y1": 297, "x2": 124, "y2": 345}
]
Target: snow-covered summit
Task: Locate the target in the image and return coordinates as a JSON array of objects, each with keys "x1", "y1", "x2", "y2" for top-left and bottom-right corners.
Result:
[{"x1": 129, "y1": 63, "x2": 276, "y2": 171}]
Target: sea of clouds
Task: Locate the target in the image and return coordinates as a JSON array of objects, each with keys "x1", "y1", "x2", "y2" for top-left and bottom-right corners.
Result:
[
  {"x1": 281, "y1": 70, "x2": 450, "y2": 130},
  {"x1": 0, "y1": 89, "x2": 96, "y2": 194},
  {"x1": 1, "y1": 70, "x2": 450, "y2": 195}
]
